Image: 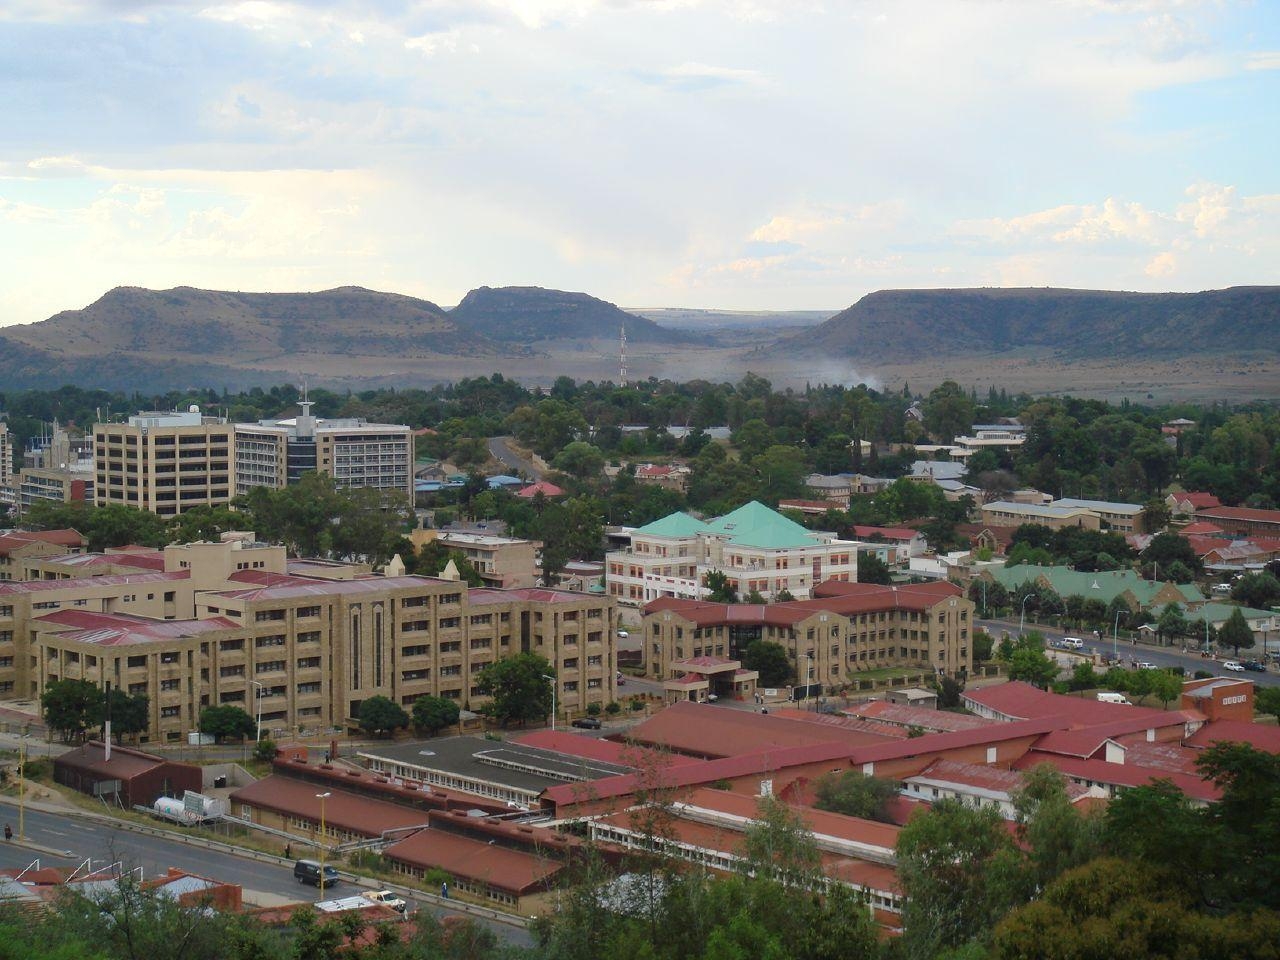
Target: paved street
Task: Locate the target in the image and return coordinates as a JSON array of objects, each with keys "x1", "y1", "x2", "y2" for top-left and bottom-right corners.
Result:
[
  {"x1": 487, "y1": 436, "x2": 543, "y2": 481},
  {"x1": 979, "y1": 618, "x2": 1280, "y2": 688},
  {"x1": 0, "y1": 802, "x2": 533, "y2": 947}
]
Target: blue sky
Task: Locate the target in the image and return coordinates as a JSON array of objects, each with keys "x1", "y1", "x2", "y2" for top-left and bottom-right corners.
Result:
[{"x1": 0, "y1": 0, "x2": 1277, "y2": 325}]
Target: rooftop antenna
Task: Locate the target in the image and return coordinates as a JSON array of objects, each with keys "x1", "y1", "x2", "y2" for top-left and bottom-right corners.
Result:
[{"x1": 619, "y1": 324, "x2": 627, "y2": 387}]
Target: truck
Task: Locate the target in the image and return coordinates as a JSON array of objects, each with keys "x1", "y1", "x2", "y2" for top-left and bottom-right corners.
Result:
[
  {"x1": 363, "y1": 890, "x2": 408, "y2": 913},
  {"x1": 1096, "y1": 692, "x2": 1132, "y2": 705},
  {"x1": 151, "y1": 791, "x2": 227, "y2": 825}
]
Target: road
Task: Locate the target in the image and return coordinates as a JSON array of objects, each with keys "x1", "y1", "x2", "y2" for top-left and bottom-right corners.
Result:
[
  {"x1": 979, "y1": 618, "x2": 1280, "y2": 688},
  {"x1": 0, "y1": 803, "x2": 533, "y2": 946},
  {"x1": 487, "y1": 436, "x2": 543, "y2": 481}
]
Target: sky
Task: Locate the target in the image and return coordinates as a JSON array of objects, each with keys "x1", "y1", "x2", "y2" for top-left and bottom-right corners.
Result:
[{"x1": 0, "y1": 0, "x2": 1278, "y2": 326}]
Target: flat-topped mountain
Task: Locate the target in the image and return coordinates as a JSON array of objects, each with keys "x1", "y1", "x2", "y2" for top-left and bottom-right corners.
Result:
[
  {"x1": 776, "y1": 286, "x2": 1280, "y2": 361},
  {"x1": 450, "y1": 286, "x2": 692, "y2": 343}
]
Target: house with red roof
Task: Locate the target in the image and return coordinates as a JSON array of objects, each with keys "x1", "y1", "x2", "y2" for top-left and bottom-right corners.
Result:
[
  {"x1": 516, "y1": 480, "x2": 565, "y2": 499},
  {"x1": 1194, "y1": 505, "x2": 1280, "y2": 538},
  {"x1": 1167, "y1": 490, "x2": 1221, "y2": 517},
  {"x1": 0, "y1": 528, "x2": 86, "y2": 581}
]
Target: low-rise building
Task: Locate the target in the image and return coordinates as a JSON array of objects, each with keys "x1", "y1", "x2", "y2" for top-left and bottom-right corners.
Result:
[
  {"x1": 430, "y1": 531, "x2": 539, "y2": 588},
  {"x1": 1194, "y1": 506, "x2": 1280, "y2": 539},
  {"x1": 980, "y1": 501, "x2": 1102, "y2": 531},
  {"x1": 1051, "y1": 498, "x2": 1148, "y2": 534}
]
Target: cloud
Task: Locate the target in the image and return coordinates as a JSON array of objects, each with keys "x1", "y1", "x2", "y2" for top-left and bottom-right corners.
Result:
[
  {"x1": 1245, "y1": 51, "x2": 1280, "y2": 71},
  {"x1": 1145, "y1": 251, "x2": 1176, "y2": 277}
]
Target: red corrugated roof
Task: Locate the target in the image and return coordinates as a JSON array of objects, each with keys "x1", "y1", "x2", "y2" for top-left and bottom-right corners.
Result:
[
  {"x1": 1179, "y1": 522, "x2": 1226, "y2": 536},
  {"x1": 54, "y1": 741, "x2": 189, "y2": 780},
  {"x1": 226, "y1": 569, "x2": 317, "y2": 586},
  {"x1": 643, "y1": 580, "x2": 963, "y2": 627},
  {"x1": 231, "y1": 775, "x2": 430, "y2": 837},
  {"x1": 680, "y1": 786, "x2": 902, "y2": 851},
  {"x1": 1185, "y1": 719, "x2": 1280, "y2": 754},
  {"x1": 844, "y1": 700, "x2": 994, "y2": 733},
  {"x1": 467, "y1": 586, "x2": 593, "y2": 605},
  {"x1": 1177, "y1": 492, "x2": 1222, "y2": 509},
  {"x1": 517, "y1": 481, "x2": 565, "y2": 498},
  {"x1": 1197, "y1": 506, "x2": 1280, "y2": 524},
  {"x1": 1012, "y1": 751, "x2": 1221, "y2": 801},
  {"x1": 513, "y1": 730, "x2": 702, "y2": 768},
  {"x1": 0, "y1": 570, "x2": 188, "y2": 595},
  {"x1": 849, "y1": 526, "x2": 920, "y2": 541},
  {"x1": 0, "y1": 529, "x2": 86, "y2": 556},
  {"x1": 34, "y1": 609, "x2": 236, "y2": 645},
  {"x1": 384, "y1": 828, "x2": 563, "y2": 894},
  {"x1": 964, "y1": 681, "x2": 1175, "y2": 726}
]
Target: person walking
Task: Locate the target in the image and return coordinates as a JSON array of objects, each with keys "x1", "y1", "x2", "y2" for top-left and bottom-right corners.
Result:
[{"x1": 4, "y1": 824, "x2": 12, "y2": 841}]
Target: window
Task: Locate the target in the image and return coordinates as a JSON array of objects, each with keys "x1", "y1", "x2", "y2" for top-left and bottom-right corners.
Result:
[
  {"x1": 220, "y1": 665, "x2": 244, "y2": 678},
  {"x1": 256, "y1": 660, "x2": 286, "y2": 674},
  {"x1": 440, "y1": 665, "x2": 462, "y2": 677},
  {"x1": 220, "y1": 639, "x2": 244, "y2": 652},
  {"x1": 402, "y1": 644, "x2": 430, "y2": 656},
  {"x1": 160, "y1": 652, "x2": 180, "y2": 664},
  {"x1": 127, "y1": 655, "x2": 147, "y2": 668},
  {"x1": 297, "y1": 631, "x2": 321, "y2": 644},
  {"x1": 297, "y1": 605, "x2": 321, "y2": 618},
  {"x1": 128, "y1": 683, "x2": 148, "y2": 695},
  {"x1": 160, "y1": 706, "x2": 181, "y2": 718},
  {"x1": 160, "y1": 679, "x2": 180, "y2": 692},
  {"x1": 255, "y1": 635, "x2": 285, "y2": 648},
  {"x1": 564, "y1": 658, "x2": 578, "y2": 670},
  {"x1": 296, "y1": 657, "x2": 321, "y2": 670},
  {"x1": 297, "y1": 682, "x2": 322, "y2": 695},
  {"x1": 440, "y1": 617, "x2": 460, "y2": 629}
]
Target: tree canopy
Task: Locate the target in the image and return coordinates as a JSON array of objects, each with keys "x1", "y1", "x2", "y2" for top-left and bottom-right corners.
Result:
[{"x1": 476, "y1": 653, "x2": 555, "y2": 727}]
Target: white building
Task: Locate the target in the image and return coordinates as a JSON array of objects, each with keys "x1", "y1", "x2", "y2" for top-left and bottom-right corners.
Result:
[
  {"x1": 234, "y1": 401, "x2": 413, "y2": 499},
  {"x1": 605, "y1": 500, "x2": 862, "y2": 606}
]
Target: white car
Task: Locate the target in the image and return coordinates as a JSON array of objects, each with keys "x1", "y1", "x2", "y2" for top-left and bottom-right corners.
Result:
[
  {"x1": 363, "y1": 890, "x2": 408, "y2": 912},
  {"x1": 1223, "y1": 661, "x2": 1245, "y2": 672}
]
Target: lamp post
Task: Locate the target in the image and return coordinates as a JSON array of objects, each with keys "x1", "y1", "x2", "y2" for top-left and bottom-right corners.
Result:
[
  {"x1": 249, "y1": 680, "x2": 264, "y2": 743},
  {"x1": 17, "y1": 736, "x2": 27, "y2": 842},
  {"x1": 1113, "y1": 609, "x2": 1123, "y2": 661},
  {"x1": 316, "y1": 792, "x2": 331, "y2": 895},
  {"x1": 1019, "y1": 595, "x2": 1034, "y2": 636},
  {"x1": 541, "y1": 675, "x2": 557, "y2": 731}
]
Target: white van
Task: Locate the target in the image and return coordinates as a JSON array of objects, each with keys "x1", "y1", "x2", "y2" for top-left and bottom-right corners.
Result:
[
  {"x1": 1061, "y1": 637, "x2": 1084, "y2": 650},
  {"x1": 1097, "y1": 692, "x2": 1131, "y2": 705}
]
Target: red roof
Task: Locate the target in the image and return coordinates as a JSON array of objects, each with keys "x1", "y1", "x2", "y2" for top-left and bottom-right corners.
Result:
[
  {"x1": 516, "y1": 481, "x2": 565, "y2": 498},
  {"x1": 0, "y1": 570, "x2": 189, "y2": 595},
  {"x1": 1176, "y1": 492, "x2": 1222, "y2": 509},
  {"x1": 231, "y1": 775, "x2": 430, "y2": 837},
  {"x1": 467, "y1": 586, "x2": 594, "y2": 605},
  {"x1": 1013, "y1": 751, "x2": 1221, "y2": 802},
  {"x1": 1179, "y1": 522, "x2": 1226, "y2": 536},
  {"x1": 1197, "y1": 506, "x2": 1280, "y2": 524},
  {"x1": 849, "y1": 526, "x2": 921, "y2": 542},
  {"x1": 1185, "y1": 720, "x2": 1280, "y2": 754},
  {"x1": 514, "y1": 730, "x2": 701, "y2": 768},
  {"x1": 778, "y1": 499, "x2": 841, "y2": 511},
  {"x1": 383, "y1": 828, "x2": 563, "y2": 894},
  {"x1": 909, "y1": 758, "x2": 1089, "y2": 801},
  {"x1": 680, "y1": 786, "x2": 902, "y2": 851},
  {"x1": 54, "y1": 740, "x2": 186, "y2": 780},
  {"x1": 34, "y1": 609, "x2": 236, "y2": 645},
  {"x1": 226, "y1": 569, "x2": 318, "y2": 587},
  {"x1": 964, "y1": 681, "x2": 1177, "y2": 726},
  {"x1": 0, "y1": 529, "x2": 86, "y2": 556},
  {"x1": 643, "y1": 581, "x2": 962, "y2": 628},
  {"x1": 844, "y1": 700, "x2": 994, "y2": 733}
]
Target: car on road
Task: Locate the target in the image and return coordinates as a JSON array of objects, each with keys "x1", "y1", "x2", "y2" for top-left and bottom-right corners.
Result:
[
  {"x1": 294, "y1": 859, "x2": 340, "y2": 887},
  {"x1": 363, "y1": 890, "x2": 408, "y2": 913},
  {"x1": 617, "y1": 630, "x2": 630, "y2": 638},
  {"x1": 1135, "y1": 661, "x2": 1156, "y2": 670},
  {"x1": 1242, "y1": 660, "x2": 1267, "y2": 672},
  {"x1": 572, "y1": 717, "x2": 602, "y2": 729},
  {"x1": 616, "y1": 671, "x2": 626, "y2": 686},
  {"x1": 1223, "y1": 660, "x2": 1245, "y2": 672},
  {"x1": 1061, "y1": 637, "x2": 1084, "y2": 650}
]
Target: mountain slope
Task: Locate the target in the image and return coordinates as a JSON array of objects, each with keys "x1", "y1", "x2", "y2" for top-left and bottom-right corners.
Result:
[
  {"x1": 775, "y1": 286, "x2": 1280, "y2": 361},
  {"x1": 449, "y1": 286, "x2": 691, "y2": 343}
]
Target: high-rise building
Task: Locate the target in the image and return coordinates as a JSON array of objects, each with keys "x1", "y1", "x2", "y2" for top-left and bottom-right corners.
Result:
[
  {"x1": 16, "y1": 424, "x2": 94, "y2": 515},
  {"x1": 0, "y1": 422, "x2": 13, "y2": 505},
  {"x1": 234, "y1": 400, "x2": 412, "y2": 499},
  {"x1": 94, "y1": 407, "x2": 234, "y2": 517}
]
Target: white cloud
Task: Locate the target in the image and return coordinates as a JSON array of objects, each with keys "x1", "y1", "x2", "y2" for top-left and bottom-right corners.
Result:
[
  {"x1": 660, "y1": 61, "x2": 761, "y2": 85},
  {"x1": 1145, "y1": 251, "x2": 1177, "y2": 277},
  {"x1": 1245, "y1": 51, "x2": 1280, "y2": 70}
]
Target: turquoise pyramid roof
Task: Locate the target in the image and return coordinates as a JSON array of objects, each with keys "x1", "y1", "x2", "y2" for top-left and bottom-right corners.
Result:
[
  {"x1": 634, "y1": 512, "x2": 708, "y2": 538},
  {"x1": 703, "y1": 501, "x2": 818, "y2": 549}
]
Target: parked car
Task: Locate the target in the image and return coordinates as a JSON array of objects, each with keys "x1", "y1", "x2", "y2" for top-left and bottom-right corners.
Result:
[
  {"x1": 1242, "y1": 660, "x2": 1267, "y2": 672},
  {"x1": 1223, "y1": 660, "x2": 1245, "y2": 672},
  {"x1": 1136, "y1": 661, "x2": 1156, "y2": 670},
  {"x1": 294, "y1": 859, "x2": 340, "y2": 887},
  {"x1": 572, "y1": 717, "x2": 602, "y2": 729},
  {"x1": 1061, "y1": 637, "x2": 1085, "y2": 650}
]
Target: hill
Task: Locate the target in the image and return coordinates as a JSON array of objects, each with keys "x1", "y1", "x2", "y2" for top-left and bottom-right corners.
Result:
[
  {"x1": 0, "y1": 285, "x2": 532, "y2": 391},
  {"x1": 449, "y1": 286, "x2": 693, "y2": 344},
  {"x1": 775, "y1": 286, "x2": 1280, "y2": 361}
]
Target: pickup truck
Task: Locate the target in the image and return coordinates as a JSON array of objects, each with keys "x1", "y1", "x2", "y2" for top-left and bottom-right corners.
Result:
[{"x1": 363, "y1": 890, "x2": 408, "y2": 913}]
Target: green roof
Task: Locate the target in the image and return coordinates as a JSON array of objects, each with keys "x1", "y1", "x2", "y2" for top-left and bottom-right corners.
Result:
[
  {"x1": 990, "y1": 564, "x2": 1206, "y2": 608},
  {"x1": 703, "y1": 501, "x2": 818, "y2": 549},
  {"x1": 634, "y1": 512, "x2": 708, "y2": 538},
  {"x1": 1177, "y1": 601, "x2": 1276, "y2": 624}
]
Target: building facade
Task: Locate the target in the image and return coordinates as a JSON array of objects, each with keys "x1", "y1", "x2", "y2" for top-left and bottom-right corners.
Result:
[
  {"x1": 234, "y1": 401, "x2": 413, "y2": 499},
  {"x1": 641, "y1": 580, "x2": 974, "y2": 688},
  {"x1": 3, "y1": 549, "x2": 615, "y2": 741},
  {"x1": 606, "y1": 501, "x2": 862, "y2": 606},
  {"x1": 94, "y1": 408, "x2": 234, "y2": 516}
]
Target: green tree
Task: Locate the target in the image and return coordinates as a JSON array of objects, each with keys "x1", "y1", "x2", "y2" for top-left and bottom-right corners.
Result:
[
  {"x1": 551, "y1": 441, "x2": 606, "y2": 479},
  {"x1": 411, "y1": 695, "x2": 460, "y2": 736},
  {"x1": 972, "y1": 629, "x2": 994, "y2": 663},
  {"x1": 741, "y1": 639, "x2": 791, "y2": 686},
  {"x1": 1255, "y1": 686, "x2": 1280, "y2": 718},
  {"x1": 198, "y1": 704, "x2": 256, "y2": 743},
  {"x1": 741, "y1": 796, "x2": 822, "y2": 890},
  {"x1": 1011, "y1": 764, "x2": 1103, "y2": 895},
  {"x1": 812, "y1": 770, "x2": 899, "y2": 823},
  {"x1": 1007, "y1": 647, "x2": 1059, "y2": 689},
  {"x1": 703, "y1": 569, "x2": 738, "y2": 604},
  {"x1": 106, "y1": 688, "x2": 149, "y2": 743},
  {"x1": 937, "y1": 674, "x2": 964, "y2": 708},
  {"x1": 1156, "y1": 602, "x2": 1189, "y2": 644},
  {"x1": 1149, "y1": 669, "x2": 1184, "y2": 708},
  {"x1": 897, "y1": 797, "x2": 1015, "y2": 960},
  {"x1": 1230, "y1": 571, "x2": 1280, "y2": 610},
  {"x1": 923, "y1": 380, "x2": 976, "y2": 442},
  {"x1": 477, "y1": 653, "x2": 555, "y2": 727},
  {"x1": 41, "y1": 679, "x2": 106, "y2": 743},
  {"x1": 357, "y1": 695, "x2": 409, "y2": 737},
  {"x1": 1218, "y1": 606, "x2": 1256, "y2": 657},
  {"x1": 856, "y1": 551, "x2": 892, "y2": 585}
]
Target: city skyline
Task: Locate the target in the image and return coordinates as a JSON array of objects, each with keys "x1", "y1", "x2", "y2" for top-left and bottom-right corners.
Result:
[{"x1": 1, "y1": 0, "x2": 1277, "y2": 327}]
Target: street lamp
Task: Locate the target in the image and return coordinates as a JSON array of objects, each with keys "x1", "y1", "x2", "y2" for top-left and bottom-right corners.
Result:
[
  {"x1": 541, "y1": 675, "x2": 557, "y2": 731},
  {"x1": 315, "y1": 792, "x2": 331, "y2": 895},
  {"x1": 249, "y1": 680, "x2": 265, "y2": 743},
  {"x1": 17, "y1": 735, "x2": 28, "y2": 842},
  {"x1": 1019, "y1": 595, "x2": 1034, "y2": 635},
  {"x1": 1113, "y1": 609, "x2": 1123, "y2": 661}
]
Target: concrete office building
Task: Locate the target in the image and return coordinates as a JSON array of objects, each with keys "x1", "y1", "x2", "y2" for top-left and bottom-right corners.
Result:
[
  {"x1": 234, "y1": 401, "x2": 412, "y2": 499},
  {"x1": 16, "y1": 425, "x2": 95, "y2": 515},
  {"x1": 94, "y1": 408, "x2": 234, "y2": 517},
  {"x1": 0, "y1": 422, "x2": 12, "y2": 498},
  {"x1": 2, "y1": 539, "x2": 616, "y2": 741}
]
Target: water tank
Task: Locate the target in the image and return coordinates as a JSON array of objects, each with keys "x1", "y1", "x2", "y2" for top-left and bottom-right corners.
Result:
[
  {"x1": 189, "y1": 404, "x2": 200, "y2": 414},
  {"x1": 153, "y1": 797, "x2": 190, "y2": 822}
]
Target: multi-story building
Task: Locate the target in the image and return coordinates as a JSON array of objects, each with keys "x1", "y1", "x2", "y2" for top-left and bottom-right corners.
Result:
[
  {"x1": 430, "y1": 531, "x2": 539, "y2": 588},
  {"x1": 94, "y1": 408, "x2": 234, "y2": 517},
  {"x1": 2, "y1": 541, "x2": 615, "y2": 742},
  {"x1": 641, "y1": 580, "x2": 974, "y2": 687},
  {"x1": 606, "y1": 501, "x2": 862, "y2": 606},
  {"x1": 1051, "y1": 498, "x2": 1147, "y2": 534},
  {"x1": 0, "y1": 528, "x2": 87, "y2": 582},
  {"x1": 234, "y1": 401, "x2": 413, "y2": 499},
  {"x1": 980, "y1": 501, "x2": 1102, "y2": 532},
  {"x1": 15, "y1": 425, "x2": 95, "y2": 515},
  {"x1": 0, "y1": 422, "x2": 12, "y2": 500}
]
